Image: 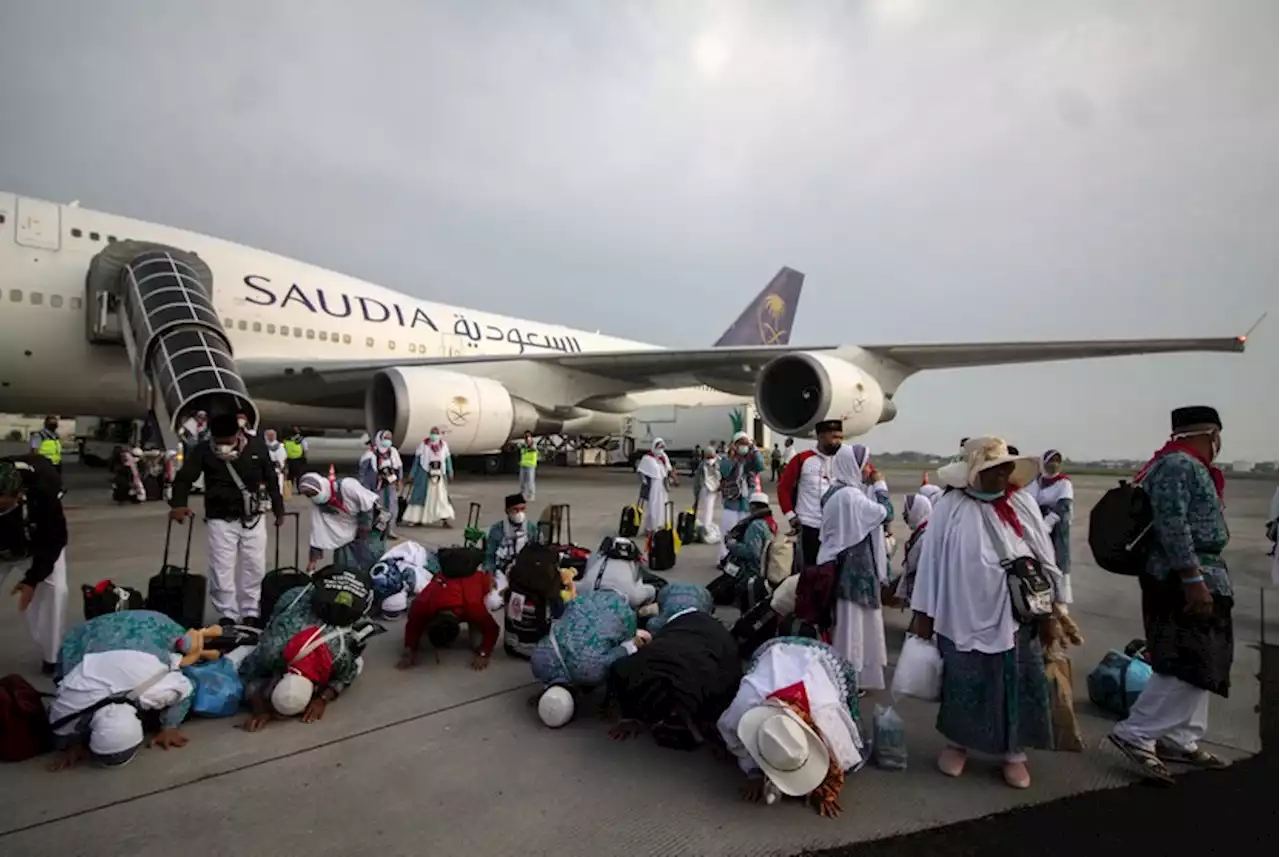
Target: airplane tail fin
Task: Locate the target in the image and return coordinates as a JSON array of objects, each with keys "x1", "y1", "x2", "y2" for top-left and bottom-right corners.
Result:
[{"x1": 713, "y1": 266, "x2": 804, "y2": 347}]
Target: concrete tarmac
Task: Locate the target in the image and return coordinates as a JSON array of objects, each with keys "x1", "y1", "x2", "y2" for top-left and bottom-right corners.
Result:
[{"x1": 1, "y1": 465, "x2": 1274, "y2": 857}]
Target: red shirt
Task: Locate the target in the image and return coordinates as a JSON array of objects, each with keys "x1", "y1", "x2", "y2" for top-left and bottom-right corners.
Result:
[{"x1": 404, "y1": 571, "x2": 500, "y2": 656}]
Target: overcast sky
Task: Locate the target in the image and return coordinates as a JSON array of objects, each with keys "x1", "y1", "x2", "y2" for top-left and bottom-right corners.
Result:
[{"x1": 1, "y1": 0, "x2": 1275, "y2": 460}]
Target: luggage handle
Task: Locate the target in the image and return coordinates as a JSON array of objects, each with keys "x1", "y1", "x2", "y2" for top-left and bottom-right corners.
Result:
[
  {"x1": 163, "y1": 515, "x2": 195, "y2": 575},
  {"x1": 548, "y1": 504, "x2": 571, "y2": 546},
  {"x1": 468, "y1": 502, "x2": 482, "y2": 530},
  {"x1": 274, "y1": 511, "x2": 302, "y2": 573},
  {"x1": 664, "y1": 500, "x2": 674, "y2": 530}
]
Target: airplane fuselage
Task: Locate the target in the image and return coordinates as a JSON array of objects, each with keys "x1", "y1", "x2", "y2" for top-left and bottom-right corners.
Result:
[{"x1": 0, "y1": 192, "x2": 745, "y2": 437}]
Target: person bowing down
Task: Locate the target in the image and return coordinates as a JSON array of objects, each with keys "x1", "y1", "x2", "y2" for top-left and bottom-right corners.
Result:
[{"x1": 297, "y1": 471, "x2": 388, "y2": 573}]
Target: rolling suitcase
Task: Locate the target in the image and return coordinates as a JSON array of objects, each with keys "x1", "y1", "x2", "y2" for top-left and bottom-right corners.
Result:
[
  {"x1": 618, "y1": 503, "x2": 641, "y2": 538},
  {"x1": 677, "y1": 507, "x2": 698, "y2": 546},
  {"x1": 260, "y1": 512, "x2": 309, "y2": 621},
  {"x1": 545, "y1": 504, "x2": 590, "y2": 580},
  {"x1": 463, "y1": 502, "x2": 485, "y2": 550},
  {"x1": 648, "y1": 502, "x2": 677, "y2": 572},
  {"x1": 145, "y1": 517, "x2": 208, "y2": 629},
  {"x1": 731, "y1": 597, "x2": 780, "y2": 660}
]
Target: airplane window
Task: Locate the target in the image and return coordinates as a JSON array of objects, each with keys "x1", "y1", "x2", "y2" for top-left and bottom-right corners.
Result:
[
  {"x1": 342, "y1": 334, "x2": 351, "y2": 345},
  {"x1": 8, "y1": 290, "x2": 19, "y2": 302},
  {"x1": 331, "y1": 332, "x2": 339, "y2": 343},
  {"x1": 30, "y1": 292, "x2": 43, "y2": 305},
  {"x1": 366, "y1": 337, "x2": 374, "y2": 347},
  {"x1": 293, "y1": 327, "x2": 302, "y2": 337},
  {"x1": 388, "y1": 341, "x2": 396, "y2": 350},
  {"x1": 224, "y1": 318, "x2": 233, "y2": 327},
  {"x1": 252, "y1": 322, "x2": 262, "y2": 332},
  {"x1": 237, "y1": 320, "x2": 247, "y2": 330},
  {"x1": 306, "y1": 329, "x2": 315, "y2": 340},
  {"x1": 71, "y1": 228, "x2": 82, "y2": 238},
  {"x1": 89, "y1": 232, "x2": 100, "y2": 241},
  {"x1": 50, "y1": 295, "x2": 63, "y2": 308},
  {"x1": 408, "y1": 343, "x2": 417, "y2": 354},
  {"x1": 319, "y1": 331, "x2": 328, "y2": 342},
  {"x1": 281, "y1": 327, "x2": 289, "y2": 337},
  {"x1": 107, "y1": 235, "x2": 117, "y2": 243},
  {"x1": 267, "y1": 324, "x2": 276, "y2": 334},
  {"x1": 71, "y1": 297, "x2": 82, "y2": 310}
]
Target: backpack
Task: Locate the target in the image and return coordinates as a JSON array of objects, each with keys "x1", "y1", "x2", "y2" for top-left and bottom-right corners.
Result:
[
  {"x1": 310, "y1": 567, "x2": 374, "y2": 627},
  {"x1": 1088, "y1": 480, "x2": 1153, "y2": 576},
  {"x1": 761, "y1": 528, "x2": 795, "y2": 587},
  {"x1": 1, "y1": 674, "x2": 51, "y2": 762}
]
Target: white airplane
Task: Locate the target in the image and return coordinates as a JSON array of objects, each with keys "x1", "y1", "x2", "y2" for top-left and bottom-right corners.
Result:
[{"x1": 0, "y1": 191, "x2": 1248, "y2": 456}]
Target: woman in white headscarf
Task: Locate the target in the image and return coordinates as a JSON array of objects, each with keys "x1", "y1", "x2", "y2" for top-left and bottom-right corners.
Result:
[
  {"x1": 892, "y1": 492, "x2": 933, "y2": 604},
  {"x1": 1025, "y1": 449, "x2": 1074, "y2": 601},
  {"x1": 262, "y1": 429, "x2": 290, "y2": 498},
  {"x1": 909, "y1": 437, "x2": 1065, "y2": 790},
  {"x1": 46, "y1": 610, "x2": 201, "y2": 771},
  {"x1": 402, "y1": 427, "x2": 455, "y2": 527},
  {"x1": 636, "y1": 438, "x2": 673, "y2": 536},
  {"x1": 816, "y1": 444, "x2": 892, "y2": 691},
  {"x1": 359, "y1": 430, "x2": 403, "y2": 534}
]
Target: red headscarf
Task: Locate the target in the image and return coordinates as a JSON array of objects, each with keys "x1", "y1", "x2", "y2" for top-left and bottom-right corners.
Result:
[
  {"x1": 282, "y1": 626, "x2": 335, "y2": 685},
  {"x1": 1136, "y1": 440, "x2": 1225, "y2": 500}
]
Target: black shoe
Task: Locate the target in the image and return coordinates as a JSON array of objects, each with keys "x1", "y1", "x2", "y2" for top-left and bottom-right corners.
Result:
[
  {"x1": 41, "y1": 661, "x2": 56, "y2": 676},
  {"x1": 242, "y1": 616, "x2": 263, "y2": 630},
  {"x1": 218, "y1": 616, "x2": 236, "y2": 629}
]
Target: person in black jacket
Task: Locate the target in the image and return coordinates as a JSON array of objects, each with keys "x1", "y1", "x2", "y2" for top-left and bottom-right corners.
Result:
[
  {"x1": 170, "y1": 412, "x2": 285, "y2": 628},
  {"x1": 1, "y1": 454, "x2": 68, "y2": 674}
]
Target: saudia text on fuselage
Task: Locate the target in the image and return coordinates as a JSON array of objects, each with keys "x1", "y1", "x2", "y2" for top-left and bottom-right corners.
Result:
[{"x1": 242, "y1": 274, "x2": 583, "y2": 354}]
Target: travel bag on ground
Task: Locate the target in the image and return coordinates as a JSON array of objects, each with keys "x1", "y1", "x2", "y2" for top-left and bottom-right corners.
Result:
[
  {"x1": 1, "y1": 674, "x2": 51, "y2": 762},
  {"x1": 146, "y1": 517, "x2": 207, "y2": 630},
  {"x1": 730, "y1": 597, "x2": 780, "y2": 660},
  {"x1": 676, "y1": 508, "x2": 698, "y2": 546},
  {"x1": 260, "y1": 511, "x2": 309, "y2": 621},
  {"x1": 82, "y1": 579, "x2": 145, "y2": 621},
  {"x1": 707, "y1": 572, "x2": 738, "y2": 607},
  {"x1": 463, "y1": 502, "x2": 485, "y2": 550},
  {"x1": 647, "y1": 502, "x2": 677, "y2": 572},
  {"x1": 542, "y1": 504, "x2": 590, "y2": 579},
  {"x1": 618, "y1": 503, "x2": 642, "y2": 538},
  {"x1": 1087, "y1": 648, "x2": 1153, "y2": 718},
  {"x1": 182, "y1": 657, "x2": 244, "y2": 718}
]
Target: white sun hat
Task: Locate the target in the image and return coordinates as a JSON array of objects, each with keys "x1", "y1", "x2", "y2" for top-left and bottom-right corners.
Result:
[
  {"x1": 737, "y1": 702, "x2": 830, "y2": 797},
  {"x1": 936, "y1": 436, "x2": 1038, "y2": 491}
]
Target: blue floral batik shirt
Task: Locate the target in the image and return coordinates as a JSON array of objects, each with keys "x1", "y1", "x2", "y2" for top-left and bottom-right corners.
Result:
[{"x1": 1142, "y1": 451, "x2": 1231, "y2": 597}]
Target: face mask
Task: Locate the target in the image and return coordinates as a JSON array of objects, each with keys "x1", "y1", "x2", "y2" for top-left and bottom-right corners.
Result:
[
  {"x1": 736, "y1": 444, "x2": 750, "y2": 455},
  {"x1": 429, "y1": 433, "x2": 439, "y2": 442},
  {"x1": 214, "y1": 444, "x2": 240, "y2": 461},
  {"x1": 965, "y1": 488, "x2": 1004, "y2": 502},
  {"x1": 379, "y1": 439, "x2": 392, "y2": 450},
  {"x1": 308, "y1": 493, "x2": 327, "y2": 506},
  {"x1": 508, "y1": 511, "x2": 526, "y2": 525}
]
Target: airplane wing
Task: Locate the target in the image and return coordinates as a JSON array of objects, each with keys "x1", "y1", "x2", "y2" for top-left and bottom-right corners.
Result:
[{"x1": 236, "y1": 334, "x2": 1247, "y2": 409}]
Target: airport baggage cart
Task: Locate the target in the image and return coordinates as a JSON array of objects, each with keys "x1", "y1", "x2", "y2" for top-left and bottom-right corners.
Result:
[{"x1": 146, "y1": 517, "x2": 207, "y2": 630}]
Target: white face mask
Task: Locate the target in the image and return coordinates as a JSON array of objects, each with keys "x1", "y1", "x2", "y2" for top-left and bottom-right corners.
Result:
[
  {"x1": 429, "y1": 434, "x2": 439, "y2": 442},
  {"x1": 508, "y1": 511, "x2": 526, "y2": 525},
  {"x1": 736, "y1": 444, "x2": 750, "y2": 455}
]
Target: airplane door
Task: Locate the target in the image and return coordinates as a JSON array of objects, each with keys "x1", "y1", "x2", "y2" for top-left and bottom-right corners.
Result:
[{"x1": 14, "y1": 198, "x2": 61, "y2": 251}]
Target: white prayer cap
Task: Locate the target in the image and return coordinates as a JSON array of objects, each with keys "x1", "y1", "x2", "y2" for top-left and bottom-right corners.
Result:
[
  {"x1": 538, "y1": 686, "x2": 575, "y2": 728},
  {"x1": 748, "y1": 492, "x2": 770, "y2": 506},
  {"x1": 732, "y1": 431, "x2": 751, "y2": 443},
  {"x1": 271, "y1": 673, "x2": 313, "y2": 717},
  {"x1": 89, "y1": 703, "x2": 144, "y2": 763}
]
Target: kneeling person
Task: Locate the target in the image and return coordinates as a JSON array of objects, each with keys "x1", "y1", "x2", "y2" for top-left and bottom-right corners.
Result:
[{"x1": 399, "y1": 560, "x2": 500, "y2": 671}]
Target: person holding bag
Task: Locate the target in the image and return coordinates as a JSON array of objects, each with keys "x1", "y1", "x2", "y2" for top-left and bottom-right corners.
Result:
[{"x1": 908, "y1": 437, "x2": 1067, "y2": 790}]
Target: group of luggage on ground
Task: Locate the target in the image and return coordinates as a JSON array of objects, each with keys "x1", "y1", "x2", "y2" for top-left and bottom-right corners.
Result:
[{"x1": 2, "y1": 404, "x2": 1276, "y2": 811}]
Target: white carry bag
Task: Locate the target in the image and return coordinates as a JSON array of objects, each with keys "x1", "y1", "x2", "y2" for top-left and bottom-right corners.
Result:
[{"x1": 890, "y1": 634, "x2": 943, "y2": 702}]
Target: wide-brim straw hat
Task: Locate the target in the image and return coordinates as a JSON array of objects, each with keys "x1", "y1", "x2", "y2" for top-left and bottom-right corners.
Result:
[{"x1": 936, "y1": 437, "x2": 1038, "y2": 490}]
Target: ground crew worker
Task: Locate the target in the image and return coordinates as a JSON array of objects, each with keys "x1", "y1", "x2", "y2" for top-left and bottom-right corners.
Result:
[
  {"x1": 169, "y1": 412, "x2": 285, "y2": 628},
  {"x1": 284, "y1": 426, "x2": 308, "y2": 490},
  {"x1": 1, "y1": 455, "x2": 68, "y2": 674},
  {"x1": 518, "y1": 431, "x2": 539, "y2": 501},
  {"x1": 29, "y1": 416, "x2": 63, "y2": 474}
]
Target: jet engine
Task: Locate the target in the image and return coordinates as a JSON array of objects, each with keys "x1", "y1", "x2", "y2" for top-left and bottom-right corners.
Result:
[
  {"x1": 366, "y1": 367, "x2": 539, "y2": 454},
  {"x1": 754, "y1": 352, "x2": 887, "y2": 437}
]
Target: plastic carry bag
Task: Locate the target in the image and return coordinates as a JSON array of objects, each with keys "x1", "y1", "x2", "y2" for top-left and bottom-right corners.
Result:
[
  {"x1": 890, "y1": 635, "x2": 943, "y2": 702},
  {"x1": 871, "y1": 704, "x2": 907, "y2": 771},
  {"x1": 182, "y1": 657, "x2": 244, "y2": 718}
]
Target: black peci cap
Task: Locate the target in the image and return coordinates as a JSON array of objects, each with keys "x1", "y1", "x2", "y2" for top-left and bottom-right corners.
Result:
[
  {"x1": 815, "y1": 420, "x2": 843, "y2": 434},
  {"x1": 505, "y1": 493, "x2": 527, "y2": 509},
  {"x1": 1172, "y1": 406, "x2": 1221, "y2": 432}
]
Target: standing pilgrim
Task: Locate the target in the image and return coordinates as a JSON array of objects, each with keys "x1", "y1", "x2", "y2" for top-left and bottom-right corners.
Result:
[
  {"x1": 636, "y1": 439, "x2": 674, "y2": 537},
  {"x1": 1109, "y1": 406, "x2": 1234, "y2": 781},
  {"x1": 909, "y1": 437, "x2": 1064, "y2": 789},
  {"x1": 892, "y1": 492, "x2": 933, "y2": 605},
  {"x1": 297, "y1": 472, "x2": 387, "y2": 573},
  {"x1": 1026, "y1": 450, "x2": 1074, "y2": 600},
  {"x1": 692, "y1": 446, "x2": 721, "y2": 537},
  {"x1": 1, "y1": 455, "x2": 68, "y2": 674},
  {"x1": 778, "y1": 420, "x2": 843, "y2": 569},
  {"x1": 816, "y1": 444, "x2": 892, "y2": 692},
  {"x1": 717, "y1": 432, "x2": 766, "y2": 563},
  {"x1": 262, "y1": 429, "x2": 289, "y2": 498},
  {"x1": 170, "y1": 413, "x2": 285, "y2": 628},
  {"x1": 403, "y1": 428, "x2": 455, "y2": 527},
  {"x1": 359, "y1": 430, "x2": 403, "y2": 537}
]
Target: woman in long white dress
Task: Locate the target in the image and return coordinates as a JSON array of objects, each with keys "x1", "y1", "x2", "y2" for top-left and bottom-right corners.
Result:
[
  {"x1": 402, "y1": 428, "x2": 455, "y2": 527},
  {"x1": 816, "y1": 444, "x2": 891, "y2": 692},
  {"x1": 636, "y1": 438, "x2": 672, "y2": 536}
]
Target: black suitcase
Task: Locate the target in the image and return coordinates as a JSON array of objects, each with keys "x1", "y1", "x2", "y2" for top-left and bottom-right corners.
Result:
[
  {"x1": 260, "y1": 512, "x2": 310, "y2": 621},
  {"x1": 648, "y1": 502, "x2": 677, "y2": 572},
  {"x1": 736, "y1": 571, "x2": 769, "y2": 614},
  {"x1": 707, "y1": 572, "x2": 738, "y2": 607},
  {"x1": 618, "y1": 504, "x2": 641, "y2": 538},
  {"x1": 731, "y1": 597, "x2": 780, "y2": 659},
  {"x1": 676, "y1": 508, "x2": 698, "y2": 545},
  {"x1": 145, "y1": 517, "x2": 208, "y2": 629},
  {"x1": 82, "y1": 580, "x2": 145, "y2": 620}
]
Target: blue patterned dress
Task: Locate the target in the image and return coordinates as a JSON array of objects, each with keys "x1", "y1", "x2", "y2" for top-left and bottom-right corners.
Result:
[
  {"x1": 531, "y1": 591, "x2": 637, "y2": 689},
  {"x1": 646, "y1": 583, "x2": 714, "y2": 633},
  {"x1": 56, "y1": 610, "x2": 192, "y2": 728},
  {"x1": 936, "y1": 625, "x2": 1052, "y2": 755}
]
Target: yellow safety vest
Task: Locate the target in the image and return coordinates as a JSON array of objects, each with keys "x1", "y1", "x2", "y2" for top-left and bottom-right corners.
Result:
[
  {"x1": 519, "y1": 446, "x2": 538, "y2": 468},
  {"x1": 36, "y1": 433, "x2": 61, "y2": 465},
  {"x1": 283, "y1": 439, "x2": 304, "y2": 459}
]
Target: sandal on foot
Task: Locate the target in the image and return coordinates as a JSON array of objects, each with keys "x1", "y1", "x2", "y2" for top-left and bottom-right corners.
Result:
[
  {"x1": 1107, "y1": 734, "x2": 1175, "y2": 783},
  {"x1": 937, "y1": 747, "x2": 967, "y2": 778},
  {"x1": 1002, "y1": 761, "x2": 1031, "y2": 789},
  {"x1": 1156, "y1": 744, "x2": 1229, "y2": 770}
]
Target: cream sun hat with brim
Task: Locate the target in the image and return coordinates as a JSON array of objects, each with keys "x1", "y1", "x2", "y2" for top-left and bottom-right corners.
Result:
[
  {"x1": 737, "y1": 701, "x2": 830, "y2": 797},
  {"x1": 936, "y1": 437, "x2": 1038, "y2": 491}
]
